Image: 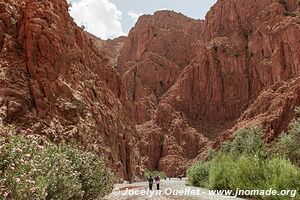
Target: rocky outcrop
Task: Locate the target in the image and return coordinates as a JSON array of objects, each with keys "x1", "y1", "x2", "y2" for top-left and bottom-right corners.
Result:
[
  {"x1": 102, "y1": 36, "x2": 126, "y2": 69},
  {"x1": 0, "y1": 0, "x2": 140, "y2": 180},
  {"x1": 136, "y1": 102, "x2": 209, "y2": 176},
  {"x1": 118, "y1": 11, "x2": 204, "y2": 124},
  {"x1": 0, "y1": 0, "x2": 30, "y2": 124},
  {"x1": 163, "y1": 0, "x2": 300, "y2": 128},
  {"x1": 119, "y1": 0, "x2": 300, "y2": 175},
  {"x1": 216, "y1": 77, "x2": 300, "y2": 147}
]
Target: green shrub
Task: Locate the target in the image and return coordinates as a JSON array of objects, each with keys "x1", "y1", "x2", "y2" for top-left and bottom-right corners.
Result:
[
  {"x1": 274, "y1": 132, "x2": 300, "y2": 166},
  {"x1": 0, "y1": 135, "x2": 81, "y2": 200},
  {"x1": 187, "y1": 161, "x2": 210, "y2": 187},
  {"x1": 207, "y1": 147, "x2": 217, "y2": 161},
  {"x1": 274, "y1": 108, "x2": 300, "y2": 166},
  {"x1": 0, "y1": 134, "x2": 114, "y2": 200},
  {"x1": 30, "y1": 145, "x2": 83, "y2": 200},
  {"x1": 262, "y1": 157, "x2": 300, "y2": 200},
  {"x1": 144, "y1": 170, "x2": 166, "y2": 180},
  {"x1": 188, "y1": 108, "x2": 300, "y2": 200},
  {"x1": 60, "y1": 145, "x2": 114, "y2": 199},
  {"x1": 208, "y1": 154, "x2": 299, "y2": 199},
  {"x1": 229, "y1": 155, "x2": 265, "y2": 191},
  {"x1": 208, "y1": 154, "x2": 265, "y2": 191},
  {"x1": 220, "y1": 141, "x2": 233, "y2": 154},
  {"x1": 208, "y1": 154, "x2": 235, "y2": 190},
  {"x1": 230, "y1": 126, "x2": 267, "y2": 157}
]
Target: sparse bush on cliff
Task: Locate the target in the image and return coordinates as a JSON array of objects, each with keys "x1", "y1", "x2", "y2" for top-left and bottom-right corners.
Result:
[
  {"x1": 0, "y1": 133, "x2": 114, "y2": 200},
  {"x1": 278, "y1": 0, "x2": 286, "y2": 4},
  {"x1": 187, "y1": 161, "x2": 210, "y2": 187},
  {"x1": 68, "y1": 2, "x2": 72, "y2": 11},
  {"x1": 284, "y1": 11, "x2": 297, "y2": 17}
]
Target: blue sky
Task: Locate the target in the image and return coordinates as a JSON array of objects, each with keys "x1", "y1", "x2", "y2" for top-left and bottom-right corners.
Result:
[{"x1": 68, "y1": 0, "x2": 217, "y2": 39}]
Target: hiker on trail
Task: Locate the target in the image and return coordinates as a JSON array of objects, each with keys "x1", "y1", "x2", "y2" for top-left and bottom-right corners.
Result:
[
  {"x1": 148, "y1": 176, "x2": 154, "y2": 190},
  {"x1": 155, "y1": 176, "x2": 160, "y2": 190}
]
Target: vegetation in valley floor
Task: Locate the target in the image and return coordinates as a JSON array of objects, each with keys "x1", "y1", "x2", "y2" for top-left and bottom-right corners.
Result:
[
  {"x1": 0, "y1": 126, "x2": 115, "y2": 200},
  {"x1": 187, "y1": 107, "x2": 300, "y2": 200}
]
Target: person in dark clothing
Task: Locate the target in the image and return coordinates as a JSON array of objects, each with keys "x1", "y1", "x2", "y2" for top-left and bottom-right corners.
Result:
[
  {"x1": 148, "y1": 176, "x2": 154, "y2": 190},
  {"x1": 155, "y1": 176, "x2": 160, "y2": 190}
]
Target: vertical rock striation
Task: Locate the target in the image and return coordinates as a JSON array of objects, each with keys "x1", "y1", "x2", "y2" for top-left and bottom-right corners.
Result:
[
  {"x1": 0, "y1": 0, "x2": 140, "y2": 180},
  {"x1": 1, "y1": 0, "x2": 300, "y2": 178},
  {"x1": 118, "y1": 0, "x2": 300, "y2": 175}
]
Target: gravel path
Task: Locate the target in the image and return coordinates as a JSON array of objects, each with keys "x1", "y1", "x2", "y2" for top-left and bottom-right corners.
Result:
[{"x1": 104, "y1": 179, "x2": 245, "y2": 200}]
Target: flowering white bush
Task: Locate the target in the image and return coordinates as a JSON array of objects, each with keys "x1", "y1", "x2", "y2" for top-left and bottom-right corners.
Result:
[{"x1": 0, "y1": 132, "x2": 114, "y2": 200}]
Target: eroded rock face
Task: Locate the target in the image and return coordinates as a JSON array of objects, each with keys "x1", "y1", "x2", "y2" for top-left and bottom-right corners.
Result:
[
  {"x1": 118, "y1": 0, "x2": 300, "y2": 176},
  {"x1": 0, "y1": 0, "x2": 30, "y2": 124},
  {"x1": 1, "y1": 0, "x2": 300, "y2": 179},
  {"x1": 118, "y1": 11, "x2": 204, "y2": 125},
  {"x1": 136, "y1": 102, "x2": 209, "y2": 176},
  {"x1": 216, "y1": 77, "x2": 300, "y2": 147},
  {"x1": 165, "y1": 0, "x2": 300, "y2": 127},
  {"x1": 0, "y1": 0, "x2": 140, "y2": 180}
]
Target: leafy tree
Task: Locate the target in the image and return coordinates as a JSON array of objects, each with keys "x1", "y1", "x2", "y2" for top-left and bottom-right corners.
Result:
[
  {"x1": 274, "y1": 107, "x2": 300, "y2": 166},
  {"x1": 187, "y1": 161, "x2": 210, "y2": 187},
  {"x1": 0, "y1": 134, "x2": 114, "y2": 200}
]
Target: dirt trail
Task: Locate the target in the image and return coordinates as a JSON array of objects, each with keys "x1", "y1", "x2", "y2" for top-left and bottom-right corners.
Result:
[{"x1": 104, "y1": 179, "x2": 245, "y2": 200}]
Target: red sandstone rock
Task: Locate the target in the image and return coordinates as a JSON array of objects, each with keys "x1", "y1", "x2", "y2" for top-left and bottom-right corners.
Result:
[
  {"x1": 0, "y1": 0, "x2": 140, "y2": 181},
  {"x1": 119, "y1": 0, "x2": 300, "y2": 175},
  {"x1": 217, "y1": 77, "x2": 300, "y2": 146},
  {"x1": 118, "y1": 11, "x2": 204, "y2": 124},
  {"x1": 1, "y1": 0, "x2": 300, "y2": 179},
  {"x1": 136, "y1": 102, "x2": 209, "y2": 177}
]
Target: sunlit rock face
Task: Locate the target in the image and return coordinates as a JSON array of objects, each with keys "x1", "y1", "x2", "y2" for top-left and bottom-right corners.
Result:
[
  {"x1": 118, "y1": 0, "x2": 300, "y2": 176},
  {"x1": 1, "y1": 0, "x2": 300, "y2": 178},
  {"x1": 0, "y1": 0, "x2": 141, "y2": 180}
]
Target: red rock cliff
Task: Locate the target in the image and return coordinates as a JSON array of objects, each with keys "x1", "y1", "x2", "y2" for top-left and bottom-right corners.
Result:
[
  {"x1": 118, "y1": 11, "x2": 204, "y2": 125},
  {"x1": 0, "y1": 0, "x2": 140, "y2": 180},
  {"x1": 118, "y1": 0, "x2": 300, "y2": 176},
  {"x1": 165, "y1": 0, "x2": 300, "y2": 127},
  {"x1": 1, "y1": 0, "x2": 300, "y2": 179}
]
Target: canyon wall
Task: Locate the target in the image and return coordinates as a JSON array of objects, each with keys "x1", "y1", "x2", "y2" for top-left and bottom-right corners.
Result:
[
  {"x1": 0, "y1": 0, "x2": 141, "y2": 180},
  {"x1": 1, "y1": 0, "x2": 300, "y2": 178},
  {"x1": 118, "y1": 0, "x2": 300, "y2": 175},
  {"x1": 118, "y1": 11, "x2": 204, "y2": 125}
]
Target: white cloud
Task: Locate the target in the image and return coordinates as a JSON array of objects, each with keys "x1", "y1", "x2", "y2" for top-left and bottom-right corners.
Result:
[
  {"x1": 128, "y1": 10, "x2": 144, "y2": 25},
  {"x1": 68, "y1": 0, "x2": 125, "y2": 39},
  {"x1": 158, "y1": 8, "x2": 167, "y2": 11}
]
